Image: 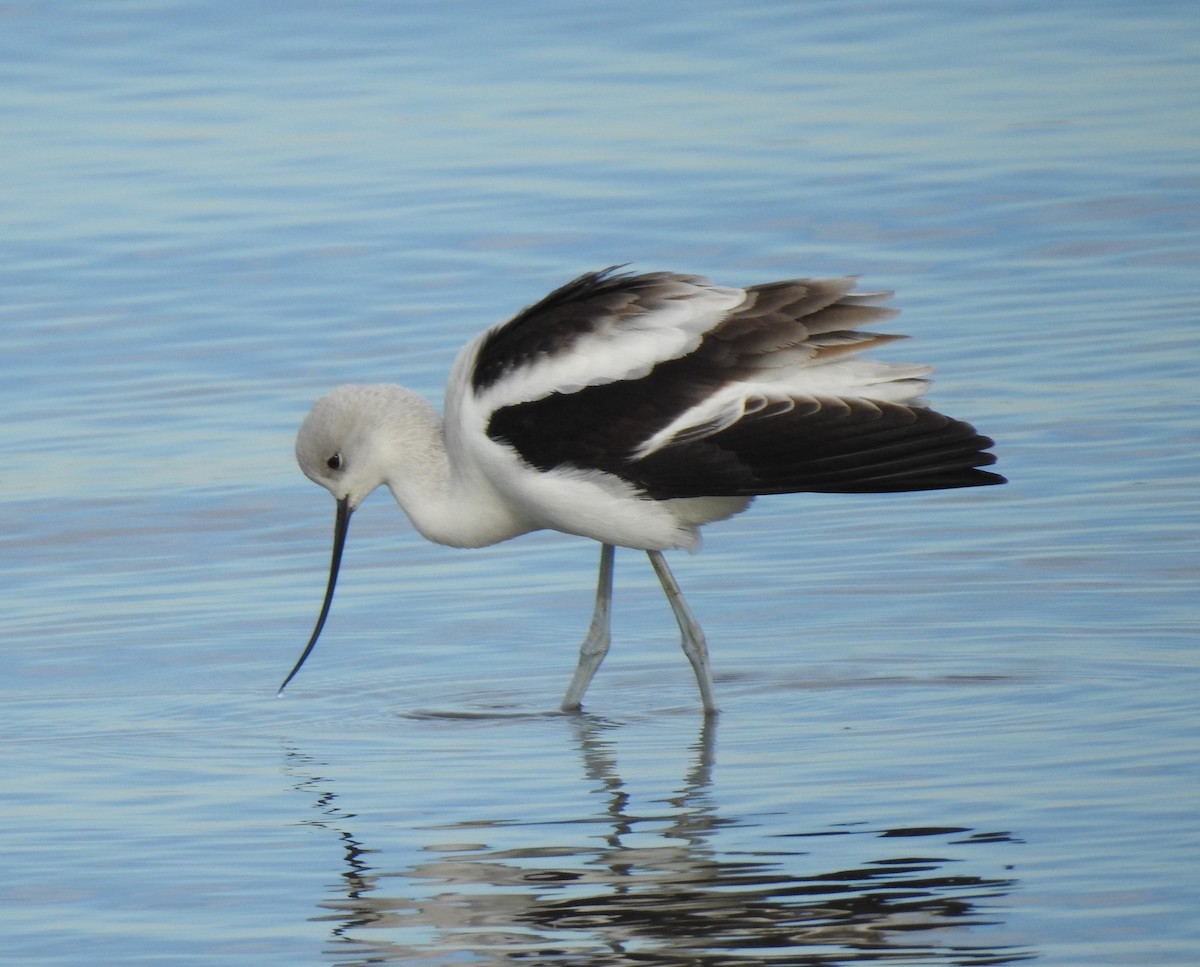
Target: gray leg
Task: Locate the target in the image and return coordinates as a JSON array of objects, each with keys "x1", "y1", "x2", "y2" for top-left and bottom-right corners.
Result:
[
  {"x1": 647, "y1": 550, "x2": 718, "y2": 716},
  {"x1": 561, "y1": 543, "x2": 615, "y2": 712}
]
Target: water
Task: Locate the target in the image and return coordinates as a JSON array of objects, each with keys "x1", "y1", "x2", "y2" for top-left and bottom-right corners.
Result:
[{"x1": 1, "y1": 1, "x2": 1197, "y2": 964}]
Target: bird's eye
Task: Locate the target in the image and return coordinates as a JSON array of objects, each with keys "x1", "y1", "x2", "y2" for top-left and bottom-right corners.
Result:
[{"x1": 326, "y1": 453, "x2": 343, "y2": 471}]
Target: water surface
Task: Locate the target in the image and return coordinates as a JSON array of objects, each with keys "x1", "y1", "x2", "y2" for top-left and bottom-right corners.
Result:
[{"x1": 1, "y1": 2, "x2": 1197, "y2": 965}]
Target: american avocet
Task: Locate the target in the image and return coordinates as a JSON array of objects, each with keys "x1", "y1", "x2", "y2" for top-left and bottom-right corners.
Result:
[{"x1": 280, "y1": 268, "x2": 1004, "y2": 713}]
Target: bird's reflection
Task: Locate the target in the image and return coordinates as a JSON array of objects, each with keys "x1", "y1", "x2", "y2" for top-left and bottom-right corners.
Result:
[{"x1": 284, "y1": 718, "x2": 1032, "y2": 965}]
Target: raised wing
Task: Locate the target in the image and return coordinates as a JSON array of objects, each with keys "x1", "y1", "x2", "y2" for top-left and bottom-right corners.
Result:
[{"x1": 472, "y1": 269, "x2": 1004, "y2": 496}]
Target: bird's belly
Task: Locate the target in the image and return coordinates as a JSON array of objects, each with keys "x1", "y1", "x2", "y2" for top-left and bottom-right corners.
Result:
[{"x1": 500, "y1": 467, "x2": 751, "y2": 552}]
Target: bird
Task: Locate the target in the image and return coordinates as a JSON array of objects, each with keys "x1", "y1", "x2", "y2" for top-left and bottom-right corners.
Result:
[{"x1": 280, "y1": 267, "x2": 1004, "y2": 714}]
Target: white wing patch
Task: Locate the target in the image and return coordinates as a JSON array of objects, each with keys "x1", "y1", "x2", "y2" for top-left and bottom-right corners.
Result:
[
  {"x1": 632, "y1": 359, "x2": 934, "y2": 459},
  {"x1": 467, "y1": 279, "x2": 746, "y2": 412}
]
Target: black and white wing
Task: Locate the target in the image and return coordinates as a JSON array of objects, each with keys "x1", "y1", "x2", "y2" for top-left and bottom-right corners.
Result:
[{"x1": 453, "y1": 268, "x2": 1004, "y2": 498}]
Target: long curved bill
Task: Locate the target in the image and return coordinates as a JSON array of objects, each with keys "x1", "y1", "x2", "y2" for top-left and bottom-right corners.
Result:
[{"x1": 278, "y1": 496, "x2": 353, "y2": 694}]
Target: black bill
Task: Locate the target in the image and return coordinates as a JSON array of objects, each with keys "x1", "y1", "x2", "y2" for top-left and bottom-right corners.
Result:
[{"x1": 278, "y1": 495, "x2": 352, "y2": 693}]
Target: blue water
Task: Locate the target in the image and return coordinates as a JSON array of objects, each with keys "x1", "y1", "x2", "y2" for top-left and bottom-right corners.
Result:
[{"x1": 2, "y1": 1, "x2": 1197, "y2": 964}]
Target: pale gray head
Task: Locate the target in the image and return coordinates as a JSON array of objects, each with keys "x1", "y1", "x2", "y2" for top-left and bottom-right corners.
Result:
[{"x1": 294, "y1": 384, "x2": 399, "y2": 512}]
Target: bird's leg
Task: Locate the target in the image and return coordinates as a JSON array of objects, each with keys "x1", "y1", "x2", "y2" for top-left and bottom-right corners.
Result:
[
  {"x1": 646, "y1": 550, "x2": 719, "y2": 716},
  {"x1": 561, "y1": 543, "x2": 615, "y2": 712}
]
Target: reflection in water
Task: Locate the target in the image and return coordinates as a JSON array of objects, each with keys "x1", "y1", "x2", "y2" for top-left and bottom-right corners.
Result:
[{"x1": 284, "y1": 720, "x2": 1031, "y2": 965}]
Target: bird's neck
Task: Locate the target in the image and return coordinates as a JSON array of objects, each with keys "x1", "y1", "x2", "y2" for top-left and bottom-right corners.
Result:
[{"x1": 376, "y1": 388, "x2": 531, "y2": 548}]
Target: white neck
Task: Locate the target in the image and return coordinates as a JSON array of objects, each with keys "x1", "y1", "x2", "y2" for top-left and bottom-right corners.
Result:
[{"x1": 372, "y1": 387, "x2": 533, "y2": 548}]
